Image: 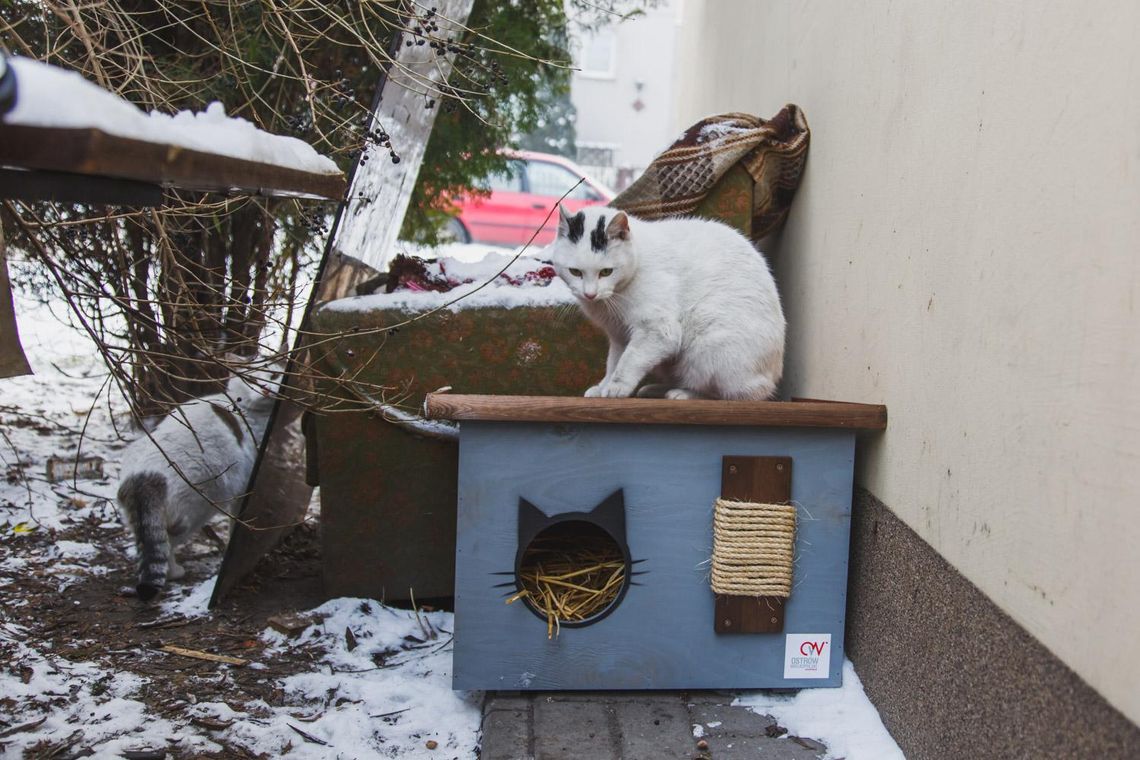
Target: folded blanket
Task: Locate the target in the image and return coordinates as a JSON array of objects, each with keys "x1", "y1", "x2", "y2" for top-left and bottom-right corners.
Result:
[{"x1": 611, "y1": 105, "x2": 810, "y2": 240}]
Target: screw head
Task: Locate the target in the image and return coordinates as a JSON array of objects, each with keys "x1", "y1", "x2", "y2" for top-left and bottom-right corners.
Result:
[
  {"x1": 771, "y1": 616, "x2": 778, "y2": 624},
  {"x1": 723, "y1": 618, "x2": 732, "y2": 627},
  {"x1": 728, "y1": 464, "x2": 738, "y2": 474},
  {"x1": 776, "y1": 463, "x2": 784, "y2": 471}
]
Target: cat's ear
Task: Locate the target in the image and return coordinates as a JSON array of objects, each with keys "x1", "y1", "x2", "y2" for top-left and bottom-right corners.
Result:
[
  {"x1": 558, "y1": 206, "x2": 586, "y2": 243},
  {"x1": 606, "y1": 211, "x2": 631, "y2": 243},
  {"x1": 557, "y1": 204, "x2": 573, "y2": 238}
]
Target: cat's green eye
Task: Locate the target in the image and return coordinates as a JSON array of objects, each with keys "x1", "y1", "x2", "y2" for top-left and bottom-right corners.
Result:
[
  {"x1": 569, "y1": 268, "x2": 583, "y2": 277},
  {"x1": 599, "y1": 268, "x2": 614, "y2": 277}
]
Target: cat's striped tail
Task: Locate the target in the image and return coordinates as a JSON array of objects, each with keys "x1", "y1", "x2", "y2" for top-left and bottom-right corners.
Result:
[{"x1": 117, "y1": 472, "x2": 170, "y2": 601}]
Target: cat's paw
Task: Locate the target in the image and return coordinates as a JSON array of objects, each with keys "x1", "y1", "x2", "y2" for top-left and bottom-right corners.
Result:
[
  {"x1": 665, "y1": 388, "x2": 702, "y2": 400},
  {"x1": 600, "y1": 381, "x2": 636, "y2": 398},
  {"x1": 584, "y1": 384, "x2": 605, "y2": 398}
]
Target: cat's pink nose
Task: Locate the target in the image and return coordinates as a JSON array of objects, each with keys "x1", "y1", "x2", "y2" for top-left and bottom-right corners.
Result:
[{"x1": 584, "y1": 293, "x2": 597, "y2": 300}]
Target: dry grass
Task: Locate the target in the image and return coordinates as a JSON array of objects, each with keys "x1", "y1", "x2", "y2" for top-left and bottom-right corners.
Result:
[{"x1": 508, "y1": 527, "x2": 626, "y2": 639}]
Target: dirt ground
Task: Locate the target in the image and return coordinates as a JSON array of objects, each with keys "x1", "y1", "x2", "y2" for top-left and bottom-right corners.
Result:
[{"x1": 0, "y1": 514, "x2": 406, "y2": 759}]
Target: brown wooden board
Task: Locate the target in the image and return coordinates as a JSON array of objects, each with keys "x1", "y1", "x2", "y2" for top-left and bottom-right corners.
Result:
[
  {"x1": 715, "y1": 455, "x2": 793, "y2": 634},
  {"x1": 0, "y1": 124, "x2": 344, "y2": 200},
  {"x1": 425, "y1": 393, "x2": 888, "y2": 430}
]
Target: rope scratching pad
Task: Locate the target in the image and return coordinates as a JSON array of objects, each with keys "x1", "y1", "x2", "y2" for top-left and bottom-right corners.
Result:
[{"x1": 711, "y1": 498, "x2": 796, "y2": 597}]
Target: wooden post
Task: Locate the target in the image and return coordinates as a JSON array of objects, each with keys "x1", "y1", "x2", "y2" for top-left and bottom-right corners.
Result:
[
  {"x1": 714, "y1": 455, "x2": 793, "y2": 634},
  {"x1": 333, "y1": 0, "x2": 476, "y2": 272},
  {"x1": 0, "y1": 223, "x2": 31, "y2": 379}
]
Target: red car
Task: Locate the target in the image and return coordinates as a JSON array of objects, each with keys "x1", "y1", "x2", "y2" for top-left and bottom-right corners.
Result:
[{"x1": 446, "y1": 150, "x2": 614, "y2": 246}]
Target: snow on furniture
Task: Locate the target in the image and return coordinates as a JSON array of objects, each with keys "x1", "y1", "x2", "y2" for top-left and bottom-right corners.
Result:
[
  {"x1": 0, "y1": 58, "x2": 344, "y2": 202},
  {"x1": 425, "y1": 393, "x2": 887, "y2": 690}
]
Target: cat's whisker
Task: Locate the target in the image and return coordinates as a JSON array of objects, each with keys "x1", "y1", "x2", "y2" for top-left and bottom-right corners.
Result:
[{"x1": 552, "y1": 302, "x2": 579, "y2": 325}]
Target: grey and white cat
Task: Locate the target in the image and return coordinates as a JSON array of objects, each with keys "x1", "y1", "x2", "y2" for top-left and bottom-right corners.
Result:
[
  {"x1": 549, "y1": 206, "x2": 785, "y2": 400},
  {"x1": 117, "y1": 368, "x2": 278, "y2": 600}
]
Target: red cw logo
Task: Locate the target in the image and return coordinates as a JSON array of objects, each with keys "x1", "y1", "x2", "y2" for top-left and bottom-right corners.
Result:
[{"x1": 799, "y1": 640, "x2": 828, "y2": 657}]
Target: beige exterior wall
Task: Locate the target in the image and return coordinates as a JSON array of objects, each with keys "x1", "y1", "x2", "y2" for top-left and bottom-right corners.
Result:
[{"x1": 676, "y1": 1, "x2": 1140, "y2": 724}]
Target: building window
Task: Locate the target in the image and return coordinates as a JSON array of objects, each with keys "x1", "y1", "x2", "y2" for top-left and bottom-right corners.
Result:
[
  {"x1": 576, "y1": 28, "x2": 616, "y2": 79},
  {"x1": 577, "y1": 144, "x2": 616, "y2": 168},
  {"x1": 573, "y1": 143, "x2": 621, "y2": 193}
]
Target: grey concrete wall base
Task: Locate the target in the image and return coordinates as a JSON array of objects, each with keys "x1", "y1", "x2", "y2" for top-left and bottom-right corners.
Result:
[{"x1": 847, "y1": 488, "x2": 1140, "y2": 759}]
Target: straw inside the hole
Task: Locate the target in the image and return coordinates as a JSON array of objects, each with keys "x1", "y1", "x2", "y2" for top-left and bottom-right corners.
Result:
[{"x1": 510, "y1": 526, "x2": 626, "y2": 638}]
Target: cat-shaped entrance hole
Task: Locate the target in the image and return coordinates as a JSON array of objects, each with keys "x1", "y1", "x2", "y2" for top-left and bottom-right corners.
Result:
[{"x1": 514, "y1": 490, "x2": 633, "y2": 628}]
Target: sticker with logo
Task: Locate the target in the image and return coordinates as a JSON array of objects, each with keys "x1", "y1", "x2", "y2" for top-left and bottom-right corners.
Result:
[{"x1": 783, "y1": 633, "x2": 832, "y2": 679}]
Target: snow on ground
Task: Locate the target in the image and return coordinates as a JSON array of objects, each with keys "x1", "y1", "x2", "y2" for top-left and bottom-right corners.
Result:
[
  {"x1": 258, "y1": 599, "x2": 480, "y2": 757},
  {"x1": 390, "y1": 240, "x2": 519, "y2": 264},
  {"x1": 1, "y1": 295, "x2": 479, "y2": 758},
  {"x1": 0, "y1": 626, "x2": 185, "y2": 757},
  {"x1": 149, "y1": 590, "x2": 481, "y2": 759},
  {"x1": 0, "y1": 297, "x2": 125, "y2": 536},
  {"x1": 6, "y1": 58, "x2": 339, "y2": 175},
  {"x1": 0, "y1": 589, "x2": 479, "y2": 759},
  {"x1": 733, "y1": 660, "x2": 906, "y2": 760}
]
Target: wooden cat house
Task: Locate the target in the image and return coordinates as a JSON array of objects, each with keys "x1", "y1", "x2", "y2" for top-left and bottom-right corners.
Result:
[{"x1": 425, "y1": 394, "x2": 886, "y2": 690}]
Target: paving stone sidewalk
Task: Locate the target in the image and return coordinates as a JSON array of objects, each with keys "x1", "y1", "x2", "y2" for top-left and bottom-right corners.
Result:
[{"x1": 480, "y1": 691, "x2": 828, "y2": 760}]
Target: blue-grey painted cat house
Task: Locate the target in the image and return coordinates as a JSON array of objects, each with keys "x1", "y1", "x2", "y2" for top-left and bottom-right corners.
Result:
[{"x1": 425, "y1": 394, "x2": 887, "y2": 691}]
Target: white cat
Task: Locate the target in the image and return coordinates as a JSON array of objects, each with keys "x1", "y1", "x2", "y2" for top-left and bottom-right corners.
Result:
[
  {"x1": 116, "y1": 367, "x2": 278, "y2": 600},
  {"x1": 549, "y1": 206, "x2": 785, "y2": 400}
]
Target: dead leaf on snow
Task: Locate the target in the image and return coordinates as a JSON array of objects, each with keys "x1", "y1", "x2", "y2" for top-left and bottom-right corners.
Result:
[{"x1": 191, "y1": 716, "x2": 235, "y2": 731}]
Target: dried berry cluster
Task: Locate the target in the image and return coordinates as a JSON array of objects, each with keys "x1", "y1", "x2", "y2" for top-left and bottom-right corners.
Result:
[
  {"x1": 300, "y1": 211, "x2": 328, "y2": 236},
  {"x1": 402, "y1": 6, "x2": 467, "y2": 57},
  {"x1": 357, "y1": 120, "x2": 402, "y2": 167}
]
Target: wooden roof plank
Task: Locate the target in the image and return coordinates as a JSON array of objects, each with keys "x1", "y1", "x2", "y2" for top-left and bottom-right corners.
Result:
[{"x1": 424, "y1": 394, "x2": 888, "y2": 430}]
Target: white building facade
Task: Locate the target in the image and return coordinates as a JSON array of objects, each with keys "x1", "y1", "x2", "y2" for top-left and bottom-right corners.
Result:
[{"x1": 570, "y1": 1, "x2": 682, "y2": 191}]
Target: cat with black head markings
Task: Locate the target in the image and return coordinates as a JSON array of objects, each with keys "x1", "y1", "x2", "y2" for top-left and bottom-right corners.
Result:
[
  {"x1": 116, "y1": 366, "x2": 279, "y2": 601},
  {"x1": 549, "y1": 205, "x2": 785, "y2": 400}
]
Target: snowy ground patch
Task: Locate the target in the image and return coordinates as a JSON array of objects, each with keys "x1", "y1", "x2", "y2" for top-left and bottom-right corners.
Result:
[
  {"x1": 1, "y1": 293, "x2": 481, "y2": 758},
  {"x1": 254, "y1": 599, "x2": 481, "y2": 758},
  {"x1": 734, "y1": 660, "x2": 905, "y2": 760},
  {"x1": 0, "y1": 598, "x2": 479, "y2": 758},
  {"x1": 0, "y1": 626, "x2": 198, "y2": 758},
  {"x1": 160, "y1": 575, "x2": 217, "y2": 620}
]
